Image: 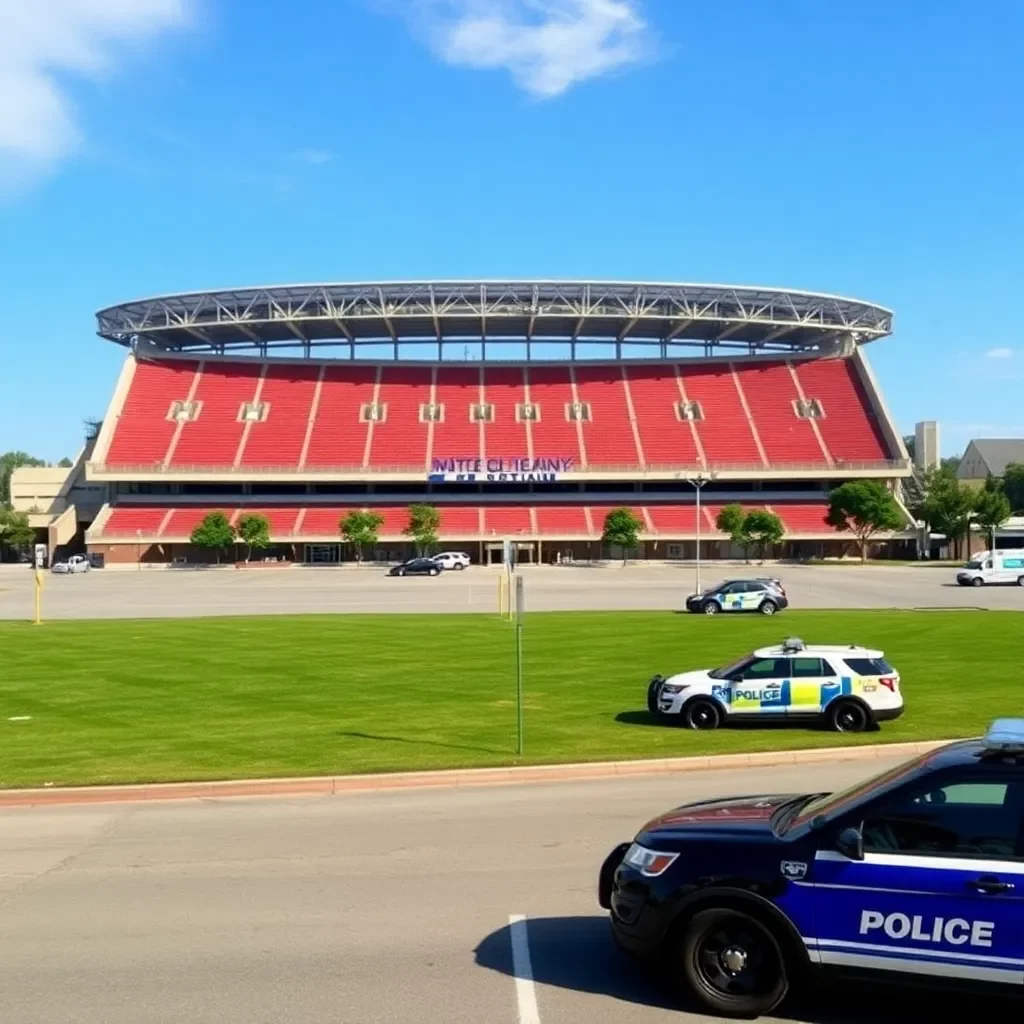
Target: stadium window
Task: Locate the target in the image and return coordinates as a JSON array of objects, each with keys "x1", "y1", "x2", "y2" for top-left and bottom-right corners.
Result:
[
  {"x1": 239, "y1": 401, "x2": 269, "y2": 423},
  {"x1": 419, "y1": 403, "x2": 444, "y2": 423},
  {"x1": 516, "y1": 402, "x2": 541, "y2": 422},
  {"x1": 360, "y1": 403, "x2": 387, "y2": 423},
  {"x1": 793, "y1": 398, "x2": 825, "y2": 420},
  {"x1": 676, "y1": 400, "x2": 704, "y2": 422},
  {"x1": 167, "y1": 400, "x2": 201, "y2": 423},
  {"x1": 470, "y1": 403, "x2": 495, "y2": 423},
  {"x1": 565, "y1": 402, "x2": 592, "y2": 423}
]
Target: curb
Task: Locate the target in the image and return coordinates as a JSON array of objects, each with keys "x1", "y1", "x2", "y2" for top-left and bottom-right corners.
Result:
[{"x1": 0, "y1": 739, "x2": 954, "y2": 809}]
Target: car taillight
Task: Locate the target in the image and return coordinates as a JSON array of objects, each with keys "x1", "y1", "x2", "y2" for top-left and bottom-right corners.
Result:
[{"x1": 879, "y1": 677, "x2": 898, "y2": 692}]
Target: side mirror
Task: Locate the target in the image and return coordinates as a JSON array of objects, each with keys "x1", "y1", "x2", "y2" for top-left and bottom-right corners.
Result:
[{"x1": 836, "y1": 826, "x2": 864, "y2": 861}]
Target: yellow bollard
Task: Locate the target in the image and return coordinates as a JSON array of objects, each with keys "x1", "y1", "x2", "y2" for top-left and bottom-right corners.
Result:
[{"x1": 33, "y1": 568, "x2": 43, "y2": 626}]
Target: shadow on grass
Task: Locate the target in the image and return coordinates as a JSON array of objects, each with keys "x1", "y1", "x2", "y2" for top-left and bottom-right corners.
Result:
[
  {"x1": 474, "y1": 916, "x2": 1002, "y2": 1023},
  {"x1": 336, "y1": 730, "x2": 505, "y2": 756},
  {"x1": 614, "y1": 710, "x2": 874, "y2": 733}
]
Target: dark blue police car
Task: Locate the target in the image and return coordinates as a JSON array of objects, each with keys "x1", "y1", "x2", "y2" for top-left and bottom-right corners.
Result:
[{"x1": 599, "y1": 719, "x2": 1024, "y2": 1017}]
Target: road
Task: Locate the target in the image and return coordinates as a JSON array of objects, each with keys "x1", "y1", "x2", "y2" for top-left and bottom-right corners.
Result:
[
  {"x1": 1, "y1": 562, "x2": 1022, "y2": 620},
  {"x1": 0, "y1": 758, "x2": 1002, "y2": 1023}
]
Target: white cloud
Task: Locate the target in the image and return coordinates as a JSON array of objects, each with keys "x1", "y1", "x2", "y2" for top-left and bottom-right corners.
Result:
[
  {"x1": 292, "y1": 148, "x2": 333, "y2": 165},
  {"x1": 0, "y1": 0, "x2": 189, "y2": 185},
  {"x1": 986, "y1": 347, "x2": 1014, "y2": 360},
  {"x1": 405, "y1": 0, "x2": 653, "y2": 98}
]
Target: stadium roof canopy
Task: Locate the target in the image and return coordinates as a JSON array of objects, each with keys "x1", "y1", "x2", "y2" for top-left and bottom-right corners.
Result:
[{"x1": 96, "y1": 280, "x2": 893, "y2": 360}]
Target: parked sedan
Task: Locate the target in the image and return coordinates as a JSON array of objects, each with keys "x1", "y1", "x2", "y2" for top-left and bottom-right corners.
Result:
[{"x1": 388, "y1": 557, "x2": 442, "y2": 577}]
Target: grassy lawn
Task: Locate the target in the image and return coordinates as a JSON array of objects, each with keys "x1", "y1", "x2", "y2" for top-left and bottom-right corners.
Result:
[{"x1": 0, "y1": 610, "x2": 1019, "y2": 788}]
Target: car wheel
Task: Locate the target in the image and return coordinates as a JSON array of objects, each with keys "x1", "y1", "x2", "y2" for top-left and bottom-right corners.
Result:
[
  {"x1": 758, "y1": 600, "x2": 777, "y2": 615},
  {"x1": 397, "y1": 569, "x2": 405, "y2": 577},
  {"x1": 971, "y1": 577, "x2": 983, "y2": 587},
  {"x1": 454, "y1": 563, "x2": 466, "y2": 571},
  {"x1": 1018, "y1": 576, "x2": 1024, "y2": 587},
  {"x1": 647, "y1": 679, "x2": 663, "y2": 716},
  {"x1": 683, "y1": 698, "x2": 721, "y2": 730},
  {"x1": 674, "y1": 908, "x2": 789, "y2": 1018},
  {"x1": 430, "y1": 567, "x2": 440, "y2": 576},
  {"x1": 829, "y1": 699, "x2": 869, "y2": 733},
  {"x1": 702, "y1": 601, "x2": 719, "y2": 615}
]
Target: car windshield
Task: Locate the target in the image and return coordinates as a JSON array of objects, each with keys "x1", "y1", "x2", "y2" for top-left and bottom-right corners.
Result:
[
  {"x1": 709, "y1": 655, "x2": 752, "y2": 680},
  {"x1": 779, "y1": 753, "x2": 933, "y2": 833},
  {"x1": 965, "y1": 560, "x2": 984, "y2": 570}
]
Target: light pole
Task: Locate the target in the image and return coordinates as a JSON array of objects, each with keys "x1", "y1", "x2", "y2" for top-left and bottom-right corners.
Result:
[
  {"x1": 689, "y1": 473, "x2": 713, "y2": 594},
  {"x1": 136, "y1": 529, "x2": 142, "y2": 571}
]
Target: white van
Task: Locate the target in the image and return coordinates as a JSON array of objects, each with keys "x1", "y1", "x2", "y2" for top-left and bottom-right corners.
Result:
[{"x1": 956, "y1": 549, "x2": 1024, "y2": 586}]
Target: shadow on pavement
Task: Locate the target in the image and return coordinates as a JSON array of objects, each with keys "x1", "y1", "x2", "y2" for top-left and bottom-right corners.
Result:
[{"x1": 474, "y1": 915, "x2": 1010, "y2": 1022}]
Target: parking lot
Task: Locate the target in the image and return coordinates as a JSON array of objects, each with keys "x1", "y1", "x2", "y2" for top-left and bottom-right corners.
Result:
[
  {"x1": 0, "y1": 757, "x2": 1001, "y2": 1024},
  {"x1": 1, "y1": 561, "x2": 1022, "y2": 620}
]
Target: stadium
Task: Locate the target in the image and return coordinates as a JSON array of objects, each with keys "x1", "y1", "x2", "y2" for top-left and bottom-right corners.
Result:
[{"x1": 80, "y1": 280, "x2": 915, "y2": 566}]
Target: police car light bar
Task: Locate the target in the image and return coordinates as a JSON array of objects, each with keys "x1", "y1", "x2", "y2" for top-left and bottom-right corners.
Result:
[
  {"x1": 982, "y1": 719, "x2": 1024, "y2": 753},
  {"x1": 781, "y1": 637, "x2": 806, "y2": 653}
]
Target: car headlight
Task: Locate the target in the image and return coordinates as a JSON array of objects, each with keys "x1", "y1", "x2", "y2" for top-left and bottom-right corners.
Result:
[
  {"x1": 622, "y1": 843, "x2": 679, "y2": 877},
  {"x1": 660, "y1": 684, "x2": 686, "y2": 695}
]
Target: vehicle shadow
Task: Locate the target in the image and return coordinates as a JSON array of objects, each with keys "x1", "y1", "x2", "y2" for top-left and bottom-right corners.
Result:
[
  {"x1": 474, "y1": 915, "x2": 1005, "y2": 1022},
  {"x1": 614, "y1": 711, "x2": 863, "y2": 733}
]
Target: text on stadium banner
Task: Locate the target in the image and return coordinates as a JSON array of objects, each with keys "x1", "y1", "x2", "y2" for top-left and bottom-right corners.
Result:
[{"x1": 428, "y1": 456, "x2": 574, "y2": 484}]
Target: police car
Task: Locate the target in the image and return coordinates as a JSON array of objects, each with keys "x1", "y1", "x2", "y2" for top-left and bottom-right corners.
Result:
[
  {"x1": 647, "y1": 638, "x2": 903, "y2": 732},
  {"x1": 685, "y1": 579, "x2": 788, "y2": 615},
  {"x1": 599, "y1": 719, "x2": 1024, "y2": 1017}
]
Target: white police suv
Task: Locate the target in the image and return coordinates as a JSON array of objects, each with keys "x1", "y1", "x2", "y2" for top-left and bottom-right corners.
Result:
[
  {"x1": 647, "y1": 637, "x2": 903, "y2": 732},
  {"x1": 599, "y1": 719, "x2": 1024, "y2": 1016}
]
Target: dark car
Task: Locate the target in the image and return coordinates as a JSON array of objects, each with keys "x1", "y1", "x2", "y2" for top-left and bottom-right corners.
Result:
[
  {"x1": 685, "y1": 578, "x2": 788, "y2": 615},
  {"x1": 598, "y1": 719, "x2": 1024, "y2": 1017},
  {"x1": 388, "y1": 557, "x2": 441, "y2": 577}
]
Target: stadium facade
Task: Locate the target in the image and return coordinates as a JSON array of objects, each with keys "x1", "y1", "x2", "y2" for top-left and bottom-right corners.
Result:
[{"x1": 76, "y1": 280, "x2": 915, "y2": 566}]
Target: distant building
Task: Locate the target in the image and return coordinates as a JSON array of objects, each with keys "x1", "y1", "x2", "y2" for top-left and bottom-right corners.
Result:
[
  {"x1": 913, "y1": 420, "x2": 940, "y2": 472},
  {"x1": 957, "y1": 439, "x2": 1024, "y2": 485}
]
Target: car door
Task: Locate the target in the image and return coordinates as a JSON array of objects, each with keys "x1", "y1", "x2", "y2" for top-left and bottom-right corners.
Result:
[
  {"x1": 728, "y1": 657, "x2": 792, "y2": 716},
  {"x1": 809, "y1": 773, "x2": 1024, "y2": 983},
  {"x1": 740, "y1": 582, "x2": 767, "y2": 611},
  {"x1": 718, "y1": 582, "x2": 746, "y2": 612},
  {"x1": 789, "y1": 656, "x2": 839, "y2": 717}
]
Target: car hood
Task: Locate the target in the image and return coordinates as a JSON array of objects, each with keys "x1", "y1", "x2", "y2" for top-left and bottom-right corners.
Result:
[
  {"x1": 661, "y1": 669, "x2": 714, "y2": 688},
  {"x1": 638, "y1": 793, "x2": 802, "y2": 839}
]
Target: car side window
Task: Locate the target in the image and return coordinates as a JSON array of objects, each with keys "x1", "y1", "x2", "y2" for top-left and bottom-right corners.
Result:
[
  {"x1": 791, "y1": 657, "x2": 822, "y2": 678},
  {"x1": 861, "y1": 778, "x2": 1024, "y2": 860},
  {"x1": 742, "y1": 658, "x2": 792, "y2": 680}
]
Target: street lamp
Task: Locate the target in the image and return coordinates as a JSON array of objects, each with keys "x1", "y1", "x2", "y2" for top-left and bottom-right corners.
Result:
[{"x1": 688, "y1": 473, "x2": 715, "y2": 594}]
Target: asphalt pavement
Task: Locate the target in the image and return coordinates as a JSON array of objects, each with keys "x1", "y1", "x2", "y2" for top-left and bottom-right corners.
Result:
[
  {"x1": 1, "y1": 561, "x2": 1022, "y2": 620},
  {"x1": 0, "y1": 759, "x2": 1008, "y2": 1023}
]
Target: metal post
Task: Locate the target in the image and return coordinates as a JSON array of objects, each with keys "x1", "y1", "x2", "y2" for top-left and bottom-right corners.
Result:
[
  {"x1": 695, "y1": 481, "x2": 701, "y2": 594},
  {"x1": 515, "y1": 574, "x2": 524, "y2": 757},
  {"x1": 33, "y1": 568, "x2": 42, "y2": 626}
]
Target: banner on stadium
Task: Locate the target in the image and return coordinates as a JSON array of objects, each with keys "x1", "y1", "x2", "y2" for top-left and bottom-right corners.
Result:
[{"x1": 428, "y1": 456, "x2": 574, "y2": 484}]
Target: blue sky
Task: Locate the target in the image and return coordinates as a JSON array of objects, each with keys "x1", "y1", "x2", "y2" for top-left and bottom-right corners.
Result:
[{"x1": 1, "y1": 0, "x2": 1021, "y2": 461}]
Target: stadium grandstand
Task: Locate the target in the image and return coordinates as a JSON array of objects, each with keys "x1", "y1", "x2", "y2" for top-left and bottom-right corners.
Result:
[{"x1": 75, "y1": 280, "x2": 914, "y2": 565}]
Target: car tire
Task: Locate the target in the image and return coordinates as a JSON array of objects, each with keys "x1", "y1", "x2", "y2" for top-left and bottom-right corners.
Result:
[
  {"x1": 430, "y1": 567, "x2": 440, "y2": 577},
  {"x1": 702, "y1": 601, "x2": 719, "y2": 615},
  {"x1": 397, "y1": 569, "x2": 405, "y2": 577},
  {"x1": 971, "y1": 577, "x2": 983, "y2": 587},
  {"x1": 758, "y1": 600, "x2": 777, "y2": 615},
  {"x1": 673, "y1": 907, "x2": 789, "y2": 1018},
  {"x1": 683, "y1": 698, "x2": 721, "y2": 730},
  {"x1": 829, "y1": 699, "x2": 869, "y2": 733},
  {"x1": 647, "y1": 678, "x2": 663, "y2": 716},
  {"x1": 1018, "y1": 576, "x2": 1024, "y2": 587},
  {"x1": 455, "y1": 563, "x2": 466, "y2": 571}
]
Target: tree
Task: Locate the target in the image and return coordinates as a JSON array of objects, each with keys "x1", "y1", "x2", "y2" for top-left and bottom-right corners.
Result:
[
  {"x1": 340, "y1": 509, "x2": 384, "y2": 564},
  {"x1": 404, "y1": 504, "x2": 440, "y2": 555},
  {"x1": 601, "y1": 507, "x2": 644, "y2": 564},
  {"x1": 716, "y1": 502, "x2": 751, "y2": 560},
  {"x1": 1, "y1": 451, "x2": 46, "y2": 506},
  {"x1": 826, "y1": 481, "x2": 903, "y2": 561},
  {"x1": 902, "y1": 434, "x2": 916, "y2": 462},
  {"x1": 972, "y1": 487, "x2": 1011, "y2": 553},
  {"x1": 0, "y1": 508, "x2": 35, "y2": 559},
  {"x1": 236, "y1": 513, "x2": 271, "y2": 563},
  {"x1": 1004, "y1": 463, "x2": 1024, "y2": 513},
  {"x1": 922, "y1": 473, "x2": 975, "y2": 559},
  {"x1": 742, "y1": 509, "x2": 785, "y2": 562},
  {"x1": 190, "y1": 512, "x2": 236, "y2": 563},
  {"x1": 58, "y1": 457, "x2": 73, "y2": 468}
]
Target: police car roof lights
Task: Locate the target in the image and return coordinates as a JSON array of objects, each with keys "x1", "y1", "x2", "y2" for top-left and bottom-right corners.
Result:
[
  {"x1": 982, "y1": 718, "x2": 1024, "y2": 754},
  {"x1": 780, "y1": 637, "x2": 806, "y2": 653}
]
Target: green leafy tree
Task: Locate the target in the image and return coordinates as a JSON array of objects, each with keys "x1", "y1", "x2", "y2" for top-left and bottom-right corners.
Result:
[
  {"x1": 58, "y1": 457, "x2": 73, "y2": 468},
  {"x1": 1004, "y1": 463, "x2": 1024, "y2": 513},
  {"x1": 0, "y1": 508, "x2": 35, "y2": 558},
  {"x1": 190, "y1": 512, "x2": 236, "y2": 564},
  {"x1": 404, "y1": 504, "x2": 440, "y2": 555},
  {"x1": 715, "y1": 503, "x2": 751, "y2": 560},
  {"x1": 742, "y1": 509, "x2": 785, "y2": 562},
  {"x1": 340, "y1": 509, "x2": 384, "y2": 564},
  {"x1": 1, "y1": 451, "x2": 46, "y2": 506},
  {"x1": 601, "y1": 507, "x2": 644, "y2": 564},
  {"x1": 922, "y1": 473, "x2": 976, "y2": 560},
  {"x1": 972, "y1": 487, "x2": 1011, "y2": 553},
  {"x1": 236, "y1": 513, "x2": 271, "y2": 563},
  {"x1": 826, "y1": 481, "x2": 903, "y2": 561},
  {"x1": 902, "y1": 434, "x2": 916, "y2": 462}
]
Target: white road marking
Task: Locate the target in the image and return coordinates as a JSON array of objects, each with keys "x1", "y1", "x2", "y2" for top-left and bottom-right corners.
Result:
[{"x1": 508, "y1": 913, "x2": 541, "y2": 1024}]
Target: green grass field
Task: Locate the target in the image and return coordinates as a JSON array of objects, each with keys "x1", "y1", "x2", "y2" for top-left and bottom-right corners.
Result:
[{"x1": 0, "y1": 610, "x2": 1020, "y2": 789}]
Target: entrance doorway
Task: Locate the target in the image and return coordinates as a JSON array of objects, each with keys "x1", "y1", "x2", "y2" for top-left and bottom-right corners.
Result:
[{"x1": 305, "y1": 543, "x2": 341, "y2": 564}]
